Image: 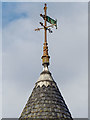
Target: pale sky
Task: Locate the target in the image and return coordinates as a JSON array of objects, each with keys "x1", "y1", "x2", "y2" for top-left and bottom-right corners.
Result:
[{"x1": 1, "y1": 2, "x2": 88, "y2": 119}]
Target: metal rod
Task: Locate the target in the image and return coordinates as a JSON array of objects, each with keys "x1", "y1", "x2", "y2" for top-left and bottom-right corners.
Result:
[
  {"x1": 46, "y1": 24, "x2": 56, "y2": 28},
  {"x1": 44, "y1": 3, "x2": 47, "y2": 43},
  {"x1": 35, "y1": 27, "x2": 44, "y2": 31}
]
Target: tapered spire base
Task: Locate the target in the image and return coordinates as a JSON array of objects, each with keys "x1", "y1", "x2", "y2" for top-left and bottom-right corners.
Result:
[
  {"x1": 42, "y1": 55, "x2": 50, "y2": 66},
  {"x1": 41, "y1": 42, "x2": 50, "y2": 67}
]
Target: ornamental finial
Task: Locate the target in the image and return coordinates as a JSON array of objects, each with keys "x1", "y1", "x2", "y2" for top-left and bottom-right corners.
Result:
[{"x1": 35, "y1": 3, "x2": 57, "y2": 68}]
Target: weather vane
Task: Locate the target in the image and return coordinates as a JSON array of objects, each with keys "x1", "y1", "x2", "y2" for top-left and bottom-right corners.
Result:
[
  {"x1": 35, "y1": 3, "x2": 57, "y2": 33},
  {"x1": 35, "y1": 3, "x2": 57, "y2": 67}
]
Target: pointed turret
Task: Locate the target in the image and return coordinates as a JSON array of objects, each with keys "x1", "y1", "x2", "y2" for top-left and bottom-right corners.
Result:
[{"x1": 19, "y1": 3, "x2": 73, "y2": 120}]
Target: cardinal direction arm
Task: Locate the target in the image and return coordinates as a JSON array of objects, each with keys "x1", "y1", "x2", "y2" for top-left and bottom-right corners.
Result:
[{"x1": 35, "y1": 27, "x2": 44, "y2": 31}]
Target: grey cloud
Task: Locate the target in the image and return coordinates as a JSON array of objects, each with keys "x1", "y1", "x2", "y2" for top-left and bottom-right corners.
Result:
[{"x1": 2, "y1": 2, "x2": 88, "y2": 118}]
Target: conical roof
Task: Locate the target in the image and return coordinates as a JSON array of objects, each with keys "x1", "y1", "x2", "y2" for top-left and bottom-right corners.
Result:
[
  {"x1": 19, "y1": 3, "x2": 73, "y2": 120},
  {"x1": 19, "y1": 67, "x2": 73, "y2": 119}
]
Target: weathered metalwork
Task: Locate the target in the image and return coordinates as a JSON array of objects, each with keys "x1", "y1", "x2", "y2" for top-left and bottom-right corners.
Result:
[
  {"x1": 40, "y1": 14, "x2": 57, "y2": 29},
  {"x1": 35, "y1": 3, "x2": 57, "y2": 67},
  {"x1": 46, "y1": 16, "x2": 57, "y2": 29}
]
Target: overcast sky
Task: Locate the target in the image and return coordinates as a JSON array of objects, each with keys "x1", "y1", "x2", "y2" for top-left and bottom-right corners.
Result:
[
  {"x1": 2, "y1": 2, "x2": 88, "y2": 118},
  {"x1": 0, "y1": 1, "x2": 2, "y2": 120}
]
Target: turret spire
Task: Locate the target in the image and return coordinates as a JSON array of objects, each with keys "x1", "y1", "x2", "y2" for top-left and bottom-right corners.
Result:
[
  {"x1": 20, "y1": 4, "x2": 73, "y2": 119},
  {"x1": 41, "y1": 3, "x2": 50, "y2": 68},
  {"x1": 35, "y1": 3, "x2": 57, "y2": 68}
]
